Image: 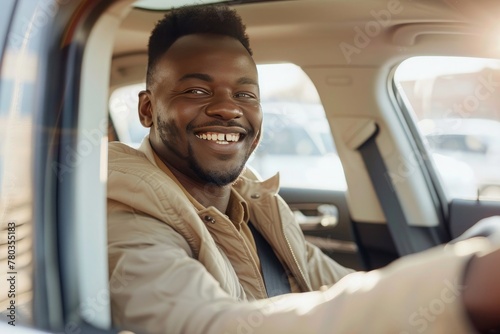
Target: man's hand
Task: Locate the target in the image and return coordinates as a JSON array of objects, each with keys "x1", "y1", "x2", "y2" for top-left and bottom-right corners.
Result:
[
  {"x1": 452, "y1": 216, "x2": 500, "y2": 245},
  {"x1": 463, "y1": 247, "x2": 500, "y2": 332}
]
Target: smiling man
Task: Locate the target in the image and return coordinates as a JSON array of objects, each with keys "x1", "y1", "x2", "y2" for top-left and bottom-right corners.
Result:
[
  {"x1": 107, "y1": 5, "x2": 500, "y2": 334},
  {"x1": 138, "y1": 32, "x2": 262, "y2": 212}
]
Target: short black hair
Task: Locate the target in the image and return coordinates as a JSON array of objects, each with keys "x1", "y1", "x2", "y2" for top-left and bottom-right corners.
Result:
[{"x1": 146, "y1": 5, "x2": 252, "y2": 87}]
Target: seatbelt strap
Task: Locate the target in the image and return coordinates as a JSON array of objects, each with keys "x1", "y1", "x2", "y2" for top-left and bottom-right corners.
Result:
[
  {"x1": 357, "y1": 124, "x2": 416, "y2": 256},
  {"x1": 248, "y1": 222, "x2": 291, "y2": 297}
]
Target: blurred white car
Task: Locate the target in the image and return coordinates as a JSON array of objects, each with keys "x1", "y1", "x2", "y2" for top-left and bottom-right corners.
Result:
[
  {"x1": 420, "y1": 118, "x2": 500, "y2": 198},
  {"x1": 249, "y1": 103, "x2": 347, "y2": 190},
  {"x1": 431, "y1": 153, "x2": 477, "y2": 199}
]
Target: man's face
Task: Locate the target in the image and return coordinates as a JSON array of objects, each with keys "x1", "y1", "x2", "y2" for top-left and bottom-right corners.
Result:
[{"x1": 139, "y1": 34, "x2": 262, "y2": 186}]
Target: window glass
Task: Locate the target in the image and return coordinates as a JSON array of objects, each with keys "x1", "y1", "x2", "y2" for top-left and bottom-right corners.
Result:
[
  {"x1": 394, "y1": 56, "x2": 500, "y2": 200},
  {"x1": 134, "y1": 0, "x2": 227, "y2": 10},
  {"x1": 0, "y1": 0, "x2": 39, "y2": 326},
  {"x1": 109, "y1": 63, "x2": 347, "y2": 190}
]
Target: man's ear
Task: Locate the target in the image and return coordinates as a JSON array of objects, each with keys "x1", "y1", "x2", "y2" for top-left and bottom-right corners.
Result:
[{"x1": 138, "y1": 90, "x2": 153, "y2": 128}]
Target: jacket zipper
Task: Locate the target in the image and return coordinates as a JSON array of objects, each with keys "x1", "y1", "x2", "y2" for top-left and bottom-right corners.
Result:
[{"x1": 273, "y1": 197, "x2": 311, "y2": 292}]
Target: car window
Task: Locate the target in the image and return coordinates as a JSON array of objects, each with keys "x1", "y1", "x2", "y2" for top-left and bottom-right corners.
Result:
[
  {"x1": 394, "y1": 56, "x2": 500, "y2": 201},
  {"x1": 0, "y1": 0, "x2": 38, "y2": 327},
  {"x1": 109, "y1": 63, "x2": 347, "y2": 190}
]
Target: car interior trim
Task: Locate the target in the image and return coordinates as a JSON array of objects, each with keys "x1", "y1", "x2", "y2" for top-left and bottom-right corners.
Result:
[{"x1": 392, "y1": 22, "x2": 484, "y2": 47}]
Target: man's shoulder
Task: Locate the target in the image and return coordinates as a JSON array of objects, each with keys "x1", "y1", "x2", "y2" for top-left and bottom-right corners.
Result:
[
  {"x1": 108, "y1": 141, "x2": 157, "y2": 173},
  {"x1": 107, "y1": 141, "x2": 165, "y2": 186},
  {"x1": 108, "y1": 141, "x2": 146, "y2": 161},
  {"x1": 107, "y1": 142, "x2": 185, "y2": 211}
]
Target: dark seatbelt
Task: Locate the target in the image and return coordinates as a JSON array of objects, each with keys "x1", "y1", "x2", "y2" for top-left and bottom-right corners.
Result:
[
  {"x1": 248, "y1": 222, "x2": 291, "y2": 297},
  {"x1": 357, "y1": 125, "x2": 416, "y2": 256}
]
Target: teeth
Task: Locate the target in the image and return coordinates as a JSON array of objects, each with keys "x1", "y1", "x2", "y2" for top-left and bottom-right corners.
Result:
[{"x1": 196, "y1": 132, "x2": 240, "y2": 144}]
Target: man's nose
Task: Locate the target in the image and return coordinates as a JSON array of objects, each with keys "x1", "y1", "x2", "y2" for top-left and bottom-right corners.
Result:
[{"x1": 205, "y1": 96, "x2": 243, "y2": 120}]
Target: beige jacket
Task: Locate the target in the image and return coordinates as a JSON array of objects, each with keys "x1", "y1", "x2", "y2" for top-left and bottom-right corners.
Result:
[{"x1": 107, "y1": 139, "x2": 487, "y2": 334}]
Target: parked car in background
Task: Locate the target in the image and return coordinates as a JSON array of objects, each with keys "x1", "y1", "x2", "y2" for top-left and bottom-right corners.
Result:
[
  {"x1": 420, "y1": 118, "x2": 500, "y2": 198},
  {"x1": 250, "y1": 105, "x2": 347, "y2": 190}
]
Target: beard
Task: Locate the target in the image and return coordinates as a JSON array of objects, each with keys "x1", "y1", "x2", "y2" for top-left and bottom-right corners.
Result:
[
  {"x1": 156, "y1": 117, "x2": 253, "y2": 186},
  {"x1": 188, "y1": 145, "x2": 247, "y2": 186}
]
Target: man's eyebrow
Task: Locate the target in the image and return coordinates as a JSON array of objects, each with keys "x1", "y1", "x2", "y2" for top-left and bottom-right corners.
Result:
[
  {"x1": 178, "y1": 73, "x2": 214, "y2": 82},
  {"x1": 237, "y1": 77, "x2": 259, "y2": 86},
  {"x1": 178, "y1": 73, "x2": 258, "y2": 86}
]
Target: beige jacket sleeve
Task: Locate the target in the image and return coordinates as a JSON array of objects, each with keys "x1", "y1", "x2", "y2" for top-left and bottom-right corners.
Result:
[
  {"x1": 304, "y1": 240, "x2": 355, "y2": 289},
  {"x1": 108, "y1": 199, "x2": 487, "y2": 334}
]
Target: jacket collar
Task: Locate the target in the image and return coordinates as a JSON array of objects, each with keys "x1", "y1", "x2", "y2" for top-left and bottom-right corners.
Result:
[{"x1": 138, "y1": 135, "x2": 159, "y2": 167}]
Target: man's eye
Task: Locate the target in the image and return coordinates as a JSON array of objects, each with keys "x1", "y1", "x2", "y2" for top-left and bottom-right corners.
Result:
[
  {"x1": 185, "y1": 89, "x2": 208, "y2": 95},
  {"x1": 234, "y1": 92, "x2": 255, "y2": 99}
]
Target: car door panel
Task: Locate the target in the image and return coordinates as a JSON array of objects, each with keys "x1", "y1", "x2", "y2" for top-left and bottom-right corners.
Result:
[
  {"x1": 448, "y1": 199, "x2": 500, "y2": 239},
  {"x1": 278, "y1": 187, "x2": 365, "y2": 271}
]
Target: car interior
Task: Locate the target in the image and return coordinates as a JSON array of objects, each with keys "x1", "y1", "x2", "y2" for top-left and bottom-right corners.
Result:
[{"x1": 2, "y1": 0, "x2": 500, "y2": 332}]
